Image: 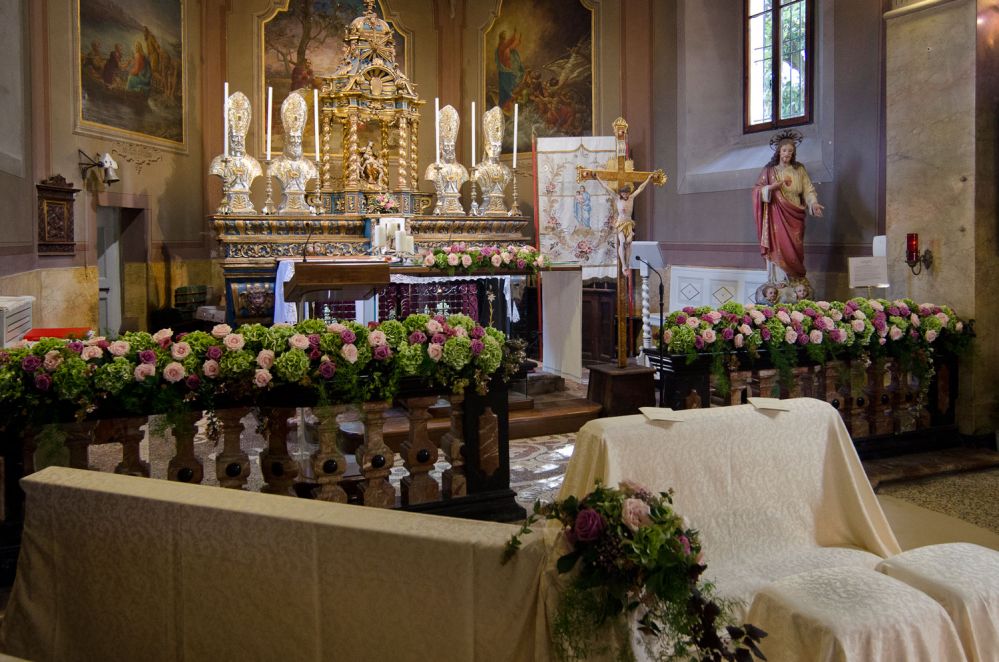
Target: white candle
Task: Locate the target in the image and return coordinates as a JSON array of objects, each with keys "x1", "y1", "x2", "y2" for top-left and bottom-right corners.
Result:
[
  {"x1": 434, "y1": 97, "x2": 440, "y2": 165},
  {"x1": 512, "y1": 103, "x2": 518, "y2": 169},
  {"x1": 373, "y1": 225, "x2": 385, "y2": 248},
  {"x1": 265, "y1": 86, "x2": 273, "y2": 161},
  {"x1": 395, "y1": 230, "x2": 406, "y2": 251},
  {"x1": 313, "y1": 89, "x2": 320, "y2": 162},
  {"x1": 471, "y1": 101, "x2": 476, "y2": 167},
  {"x1": 223, "y1": 81, "x2": 229, "y2": 157},
  {"x1": 404, "y1": 235, "x2": 415, "y2": 254}
]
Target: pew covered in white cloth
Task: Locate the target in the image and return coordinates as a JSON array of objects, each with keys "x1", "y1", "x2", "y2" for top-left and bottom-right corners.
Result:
[
  {"x1": 559, "y1": 398, "x2": 902, "y2": 618},
  {"x1": 0, "y1": 467, "x2": 550, "y2": 662}
]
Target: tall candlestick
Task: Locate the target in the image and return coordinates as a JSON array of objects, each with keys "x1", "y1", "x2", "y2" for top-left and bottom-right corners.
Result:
[
  {"x1": 313, "y1": 89, "x2": 320, "y2": 162},
  {"x1": 223, "y1": 81, "x2": 229, "y2": 157},
  {"x1": 265, "y1": 86, "x2": 273, "y2": 161},
  {"x1": 471, "y1": 101, "x2": 476, "y2": 167},
  {"x1": 434, "y1": 97, "x2": 440, "y2": 164},
  {"x1": 512, "y1": 103, "x2": 518, "y2": 169}
]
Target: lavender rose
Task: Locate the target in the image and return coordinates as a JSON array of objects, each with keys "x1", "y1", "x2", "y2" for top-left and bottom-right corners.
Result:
[
  {"x1": 574, "y1": 508, "x2": 605, "y2": 542},
  {"x1": 206, "y1": 345, "x2": 223, "y2": 361},
  {"x1": 340, "y1": 329, "x2": 356, "y2": 344},
  {"x1": 470, "y1": 339, "x2": 485, "y2": 356},
  {"x1": 373, "y1": 344, "x2": 392, "y2": 360},
  {"x1": 409, "y1": 331, "x2": 427, "y2": 344},
  {"x1": 34, "y1": 372, "x2": 52, "y2": 391},
  {"x1": 318, "y1": 361, "x2": 336, "y2": 379},
  {"x1": 138, "y1": 349, "x2": 157, "y2": 365},
  {"x1": 67, "y1": 341, "x2": 84, "y2": 354},
  {"x1": 21, "y1": 355, "x2": 41, "y2": 372}
]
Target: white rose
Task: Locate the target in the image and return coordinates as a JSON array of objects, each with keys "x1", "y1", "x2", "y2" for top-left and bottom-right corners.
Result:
[
  {"x1": 108, "y1": 340, "x2": 130, "y2": 357},
  {"x1": 256, "y1": 349, "x2": 275, "y2": 369},
  {"x1": 211, "y1": 324, "x2": 232, "y2": 339},
  {"x1": 162, "y1": 361, "x2": 186, "y2": 383},
  {"x1": 288, "y1": 334, "x2": 310, "y2": 350},
  {"x1": 170, "y1": 341, "x2": 192, "y2": 360},
  {"x1": 202, "y1": 359, "x2": 220, "y2": 378},
  {"x1": 223, "y1": 333, "x2": 246, "y2": 351}
]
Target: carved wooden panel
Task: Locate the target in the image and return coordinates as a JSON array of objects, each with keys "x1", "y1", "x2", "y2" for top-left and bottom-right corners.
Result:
[{"x1": 36, "y1": 175, "x2": 80, "y2": 255}]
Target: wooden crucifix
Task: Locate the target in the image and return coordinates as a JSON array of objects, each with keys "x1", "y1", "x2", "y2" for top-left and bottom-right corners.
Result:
[{"x1": 577, "y1": 117, "x2": 667, "y2": 368}]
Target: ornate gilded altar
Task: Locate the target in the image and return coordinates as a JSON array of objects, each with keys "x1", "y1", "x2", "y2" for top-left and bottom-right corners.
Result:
[{"x1": 213, "y1": 0, "x2": 528, "y2": 324}]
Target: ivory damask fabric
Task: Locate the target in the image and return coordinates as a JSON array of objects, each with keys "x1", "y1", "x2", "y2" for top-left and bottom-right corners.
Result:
[
  {"x1": 558, "y1": 398, "x2": 902, "y2": 618},
  {"x1": 747, "y1": 566, "x2": 966, "y2": 661},
  {"x1": 1, "y1": 467, "x2": 551, "y2": 662},
  {"x1": 535, "y1": 136, "x2": 617, "y2": 279},
  {"x1": 877, "y1": 543, "x2": 999, "y2": 662}
]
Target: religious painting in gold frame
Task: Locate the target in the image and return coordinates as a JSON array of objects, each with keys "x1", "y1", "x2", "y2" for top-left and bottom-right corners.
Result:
[
  {"x1": 483, "y1": 0, "x2": 595, "y2": 155},
  {"x1": 262, "y1": 0, "x2": 410, "y2": 160},
  {"x1": 74, "y1": 0, "x2": 187, "y2": 153}
]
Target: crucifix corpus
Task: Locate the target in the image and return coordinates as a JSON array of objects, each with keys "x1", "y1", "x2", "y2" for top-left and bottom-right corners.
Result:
[{"x1": 577, "y1": 117, "x2": 667, "y2": 368}]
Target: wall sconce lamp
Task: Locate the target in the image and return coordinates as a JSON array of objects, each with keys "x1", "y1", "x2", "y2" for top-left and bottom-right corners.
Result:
[
  {"x1": 78, "y1": 150, "x2": 120, "y2": 186},
  {"x1": 905, "y1": 233, "x2": 933, "y2": 275}
]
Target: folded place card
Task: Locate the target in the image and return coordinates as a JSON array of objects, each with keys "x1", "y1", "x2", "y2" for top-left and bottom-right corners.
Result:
[
  {"x1": 748, "y1": 397, "x2": 793, "y2": 411},
  {"x1": 640, "y1": 407, "x2": 685, "y2": 421}
]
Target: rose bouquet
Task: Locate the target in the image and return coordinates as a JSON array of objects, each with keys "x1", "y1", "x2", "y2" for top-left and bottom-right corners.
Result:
[
  {"x1": 368, "y1": 192, "x2": 399, "y2": 213},
  {"x1": 504, "y1": 482, "x2": 767, "y2": 661},
  {"x1": 421, "y1": 243, "x2": 550, "y2": 275}
]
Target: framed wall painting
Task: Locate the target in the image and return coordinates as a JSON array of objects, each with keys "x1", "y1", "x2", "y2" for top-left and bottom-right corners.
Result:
[
  {"x1": 483, "y1": 0, "x2": 595, "y2": 155},
  {"x1": 74, "y1": 0, "x2": 187, "y2": 153},
  {"x1": 262, "y1": 0, "x2": 410, "y2": 159}
]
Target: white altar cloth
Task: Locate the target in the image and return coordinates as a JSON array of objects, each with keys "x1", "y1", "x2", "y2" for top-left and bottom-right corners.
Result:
[
  {"x1": 273, "y1": 259, "x2": 518, "y2": 325},
  {"x1": 559, "y1": 398, "x2": 901, "y2": 617}
]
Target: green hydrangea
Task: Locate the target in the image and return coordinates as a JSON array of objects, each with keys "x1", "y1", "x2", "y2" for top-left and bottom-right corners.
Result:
[
  {"x1": 719, "y1": 301, "x2": 745, "y2": 315},
  {"x1": 319, "y1": 333, "x2": 341, "y2": 355},
  {"x1": 182, "y1": 355, "x2": 201, "y2": 375},
  {"x1": 377, "y1": 319, "x2": 406, "y2": 348},
  {"x1": 484, "y1": 326, "x2": 506, "y2": 345},
  {"x1": 295, "y1": 318, "x2": 327, "y2": 335},
  {"x1": 53, "y1": 357, "x2": 91, "y2": 401},
  {"x1": 888, "y1": 315, "x2": 909, "y2": 332},
  {"x1": 403, "y1": 314, "x2": 430, "y2": 334},
  {"x1": 94, "y1": 357, "x2": 135, "y2": 395},
  {"x1": 0, "y1": 367, "x2": 25, "y2": 402},
  {"x1": 442, "y1": 336, "x2": 472, "y2": 370},
  {"x1": 219, "y1": 350, "x2": 255, "y2": 378},
  {"x1": 477, "y1": 335, "x2": 503, "y2": 374},
  {"x1": 396, "y1": 342, "x2": 425, "y2": 375},
  {"x1": 183, "y1": 331, "x2": 217, "y2": 356},
  {"x1": 121, "y1": 331, "x2": 155, "y2": 351},
  {"x1": 273, "y1": 348, "x2": 310, "y2": 382},
  {"x1": 261, "y1": 326, "x2": 295, "y2": 353},
  {"x1": 764, "y1": 318, "x2": 786, "y2": 345},
  {"x1": 447, "y1": 314, "x2": 475, "y2": 333},
  {"x1": 921, "y1": 316, "x2": 943, "y2": 332},
  {"x1": 667, "y1": 325, "x2": 696, "y2": 354}
]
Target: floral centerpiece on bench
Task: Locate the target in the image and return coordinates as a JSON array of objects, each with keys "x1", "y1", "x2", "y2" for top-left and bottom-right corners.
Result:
[{"x1": 421, "y1": 243, "x2": 549, "y2": 276}]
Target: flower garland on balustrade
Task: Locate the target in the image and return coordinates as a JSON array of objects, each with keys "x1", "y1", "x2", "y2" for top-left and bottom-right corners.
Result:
[
  {"x1": 503, "y1": 482, "x2": 767, "y2": 661},
  {"x1": 421, "y1": 243, "x2": 550, "y2": 275},
  {"x1": 653, "y1": 297, "x2": 974, "y2": 398},
  {"x1": 0, "y1": 314, "x2": 523, "y2": 433}
]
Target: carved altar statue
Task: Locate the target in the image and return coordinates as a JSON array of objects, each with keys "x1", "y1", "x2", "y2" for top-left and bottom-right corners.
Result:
[
  {"x1": 359, "y1": 140, "x2": 389, "y2": 190},
  {"x1": 269, "y1": 91, "x2": 319, "y2": 214},
  {"x1": 473, "y1": 106, "x2": 512, "y2": 216},
  {"x1": 209, "y1": 91, "x2": 262, "y2": 214},
  {"x1": 424, "y1": 105, "x2": 468, "y2": 215}
]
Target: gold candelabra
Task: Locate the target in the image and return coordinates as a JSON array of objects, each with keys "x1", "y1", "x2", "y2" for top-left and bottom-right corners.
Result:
[
  {"x1": 260, "y1": 159, "x2": 276, "y2": 215},
  {"x1": 508, "y1": 166, "x2": 521, "y2": 216}
]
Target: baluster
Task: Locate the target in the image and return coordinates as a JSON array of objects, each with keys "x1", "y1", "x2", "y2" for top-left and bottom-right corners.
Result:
[
  {"x1": 311, "y1": 405, "x2": 351, "y2": 503},
  {"x1": 168, "y1": 410, "x2": 204, "y2": 484},
  {"x1": 870, "y1": 359, "x2": 894, "y2": 437},
  {"x1": 848, "y1": 360, "x2": 871, "y2": 438},
  {"x1": 823, "y1": 360, "x2": 851, "y2": 430},
  {"x1": 728, "y1": 370, "x2": 752, "y2": 406},
  {"x1": 789, "y1": 365, "x2": 811, "y2": 399},
  {"x1": 356, "y1": 400, "x2": 395, "y2": 508},
  {"x1": 400, "y1": 396, "x2": 440, "y2": 506},
  {"x1": 215, "y1": 408, "x2": 251, "y2": 489},
  {"x1": 439, "y1": 394, "x2": 467, "y2": 498},
  {"x1": 63, "y1": 419, "x2": 97, "y2": 470},
  {"x1": 755, "y1": 368, "x2": 779, "y2": 399},
  {"x1": 478, "y1": 406, "x2": 500, "y2": 478},
  {"x1": 95, "y1": 416, "x2": 150, "y2": 477},
  {"x1": 895, "y1": 367, "x2": 917, "y2": 433},
  {"x1": 259, "y1": 406, "x2": 299, "y2": 495}
]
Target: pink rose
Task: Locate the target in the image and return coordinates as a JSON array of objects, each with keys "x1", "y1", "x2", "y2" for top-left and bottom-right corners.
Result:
[
  {"x1": 790, "y1": 311, "x2": 805, "y2": 323},
  {"x1": 453, "y1": 326, "x2": 468, "y2": 338},
  {"x1": 447, "y1": 253, "x2": 460, "y2": 266},
  {"x1": 739, "y1": 324, "x2": 752, "y2": 335},
  {"x1": 133, "y1": 363, "x2": 156, "y2": 382},
  {"x1": 956, "y1": 321, "x2": 963, "y2": 332},
  {"x1": 661, "y1": 329, "x2": 672, "y2": 345},
  {"x1": 423, "y1": 253, "x2": 436, "y2": 267},
  {"x1": 618, "y1": 480, "x2": 651, "y2": 496},
  {"x1": 777, "y1": 310, "x2": 791, "y2": 324},
  {"x1": 162, "y1": 361, "x2": 186, "y2": 383},
  {"x1": 816, "y1": 300, "x2": 831, "y2": 310},
  {"x1": 327, "y1": 322, "x2": 346, "y2": 335},
  {"x1": 368, "y1": 330, "x2": 387, "y2": 347},
  {"x1": 152, "y1": 328, "x2": 173, "y2": 344},
  {"x1": 491, "y1": 253, "x2": 503, "y2": 267},
  {"x1": 501, "y1": 251, "x2": 512, "y2": 264},
  {"x1": 43, "y1": 350, "x2": 63, "y2": 372},
  {"x1": 426, "y1": 319, "x2": 443, "y2": 335},
  {"x1": 685, "y1": 317, "x2": 700, "y2": 329},
  {"x1": 211, "y1": 324, "x2": 232, "y2": 339},
  {"x1": 924, "y1": 329, "x2": 938, "y2": 343},
  {"x1": 830, "y1": 309, "x2": 843, "y2": 322},
  {"x1": 340, "y1": 343, "x2": 358, "y2": 364},
  {"x1": 870, "y1": 300, "x2": 884, "y2": 312},
  {"x1": 851, "y1": 319, "x2": 865, "y2": 333},
  {"x1": 109, "y1": 340, "x2": 130, "y2": 357},
  {"x1": 288, "y1": 334, "x2": 310, "y2": 350},
  {"x1": 784, "y1": 328, "x2": 798, "y2": 344},
  {"x1": 202, "y1": 359, "x2": 220, "y2": 378},
  {"x1": 706, "y1": 311, "x2": 722, "y2": 324},
  {"x1": 853, "y1": 310, "x2": 867, "y2": 320},
  {"x1": 223, "y1": 333, "x2": 245, "y2": 351},
  {"x1": 750, "y1": 310, "x2": 766, "y2": 326},
  {"x1": 256, "y1": 349, "x2": 275, "y2": 369},
  {"x1": 809, "y1": 329, "x2": 823, "y2": 344},
  {"x1": 621, "y1": 498, "x2": 652, "y2": 532},
  {"x1": 81, "y1": 345, "x2": 103, "y2": 361},
  {"x1": 461, "y1": 254, "x2": 473, "y2": 268},
  {"x1": 889, "y1": 326, "x2": 903, "y2": 341},
  {"x1": 678, "y1": 534, "x2": 692, "y2": 556},
  {"x1": 701, "y1": 329, "x2": 716, "y2": 344},
  {"x1": 427, "y1": 343, "x2": 443, "y2": 362},
  {"x1": 734, "y1": 333, "x2": 744, "y2": 348},
  {"x1": 910, "y1": 313, "x2": 921, "y2": 328},
  {"x1": 935, "y1": 312, "x2": 949, "y2": 325},
  {"x1": 170, "y1": 341, "x2": 192, "y2": 360},
  {"x1": 253, "y1": 368, "x2": 272, "y2": 388}
]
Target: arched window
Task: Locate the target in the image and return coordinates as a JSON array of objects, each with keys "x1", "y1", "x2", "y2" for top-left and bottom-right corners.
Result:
[{"x1": 744, "y1": 0, "x2": 814, "y2": 133}]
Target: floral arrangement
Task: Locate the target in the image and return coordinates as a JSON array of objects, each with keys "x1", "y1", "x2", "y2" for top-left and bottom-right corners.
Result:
[
  {"x1": 652, "y1": 297, "x2": 973, "y2": 396},
  {"x1": 504, "y1": 482, "x2": 767, "y2": 661},
  {"x1": 0, "y1": 313, "x2": 520, "y2": 432},
  {"x1": 421, "y1": 243, "x2": 549, "y2": 275},
  {"x1": 368, "y1": 192, "x2": 399, "y2": 213}
]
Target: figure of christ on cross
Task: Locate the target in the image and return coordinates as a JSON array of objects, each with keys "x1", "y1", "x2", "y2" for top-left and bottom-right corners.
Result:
[{"x1": 576, "y1": 117, "x2": 667, "y2": 367}]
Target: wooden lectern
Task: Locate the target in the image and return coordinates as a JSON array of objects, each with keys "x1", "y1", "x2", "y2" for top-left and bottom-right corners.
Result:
[{"x1": 284, "y1": 261, "x2": 391, "y2": 321}]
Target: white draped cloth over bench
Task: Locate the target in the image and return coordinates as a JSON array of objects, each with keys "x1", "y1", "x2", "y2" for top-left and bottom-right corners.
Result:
[{"x1": 559, "y1": 398, "x2": 902, "y2": 619}]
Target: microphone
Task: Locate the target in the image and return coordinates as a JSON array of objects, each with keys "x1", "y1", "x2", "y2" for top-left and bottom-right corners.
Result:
[{"x1": 301, "y1": 220, "x2": 315, "y2": 263}]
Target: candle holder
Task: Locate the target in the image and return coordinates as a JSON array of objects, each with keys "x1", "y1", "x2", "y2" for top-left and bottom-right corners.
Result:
[
  {"x1": 309, "y1": 159, "x2": 323, "y2": 215},
  {"x1": 508, "y1": 166, "x2": 521, "y2": 217},
  {"x1": 215, "y1": 156, "x2": 233, "y2": 215},
  {"x1": 468, "y1": 171, "x2": 482, "y2": 217},
  {"x1": 260, "y1": 159, "x2": 276, "y2": 215}
]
